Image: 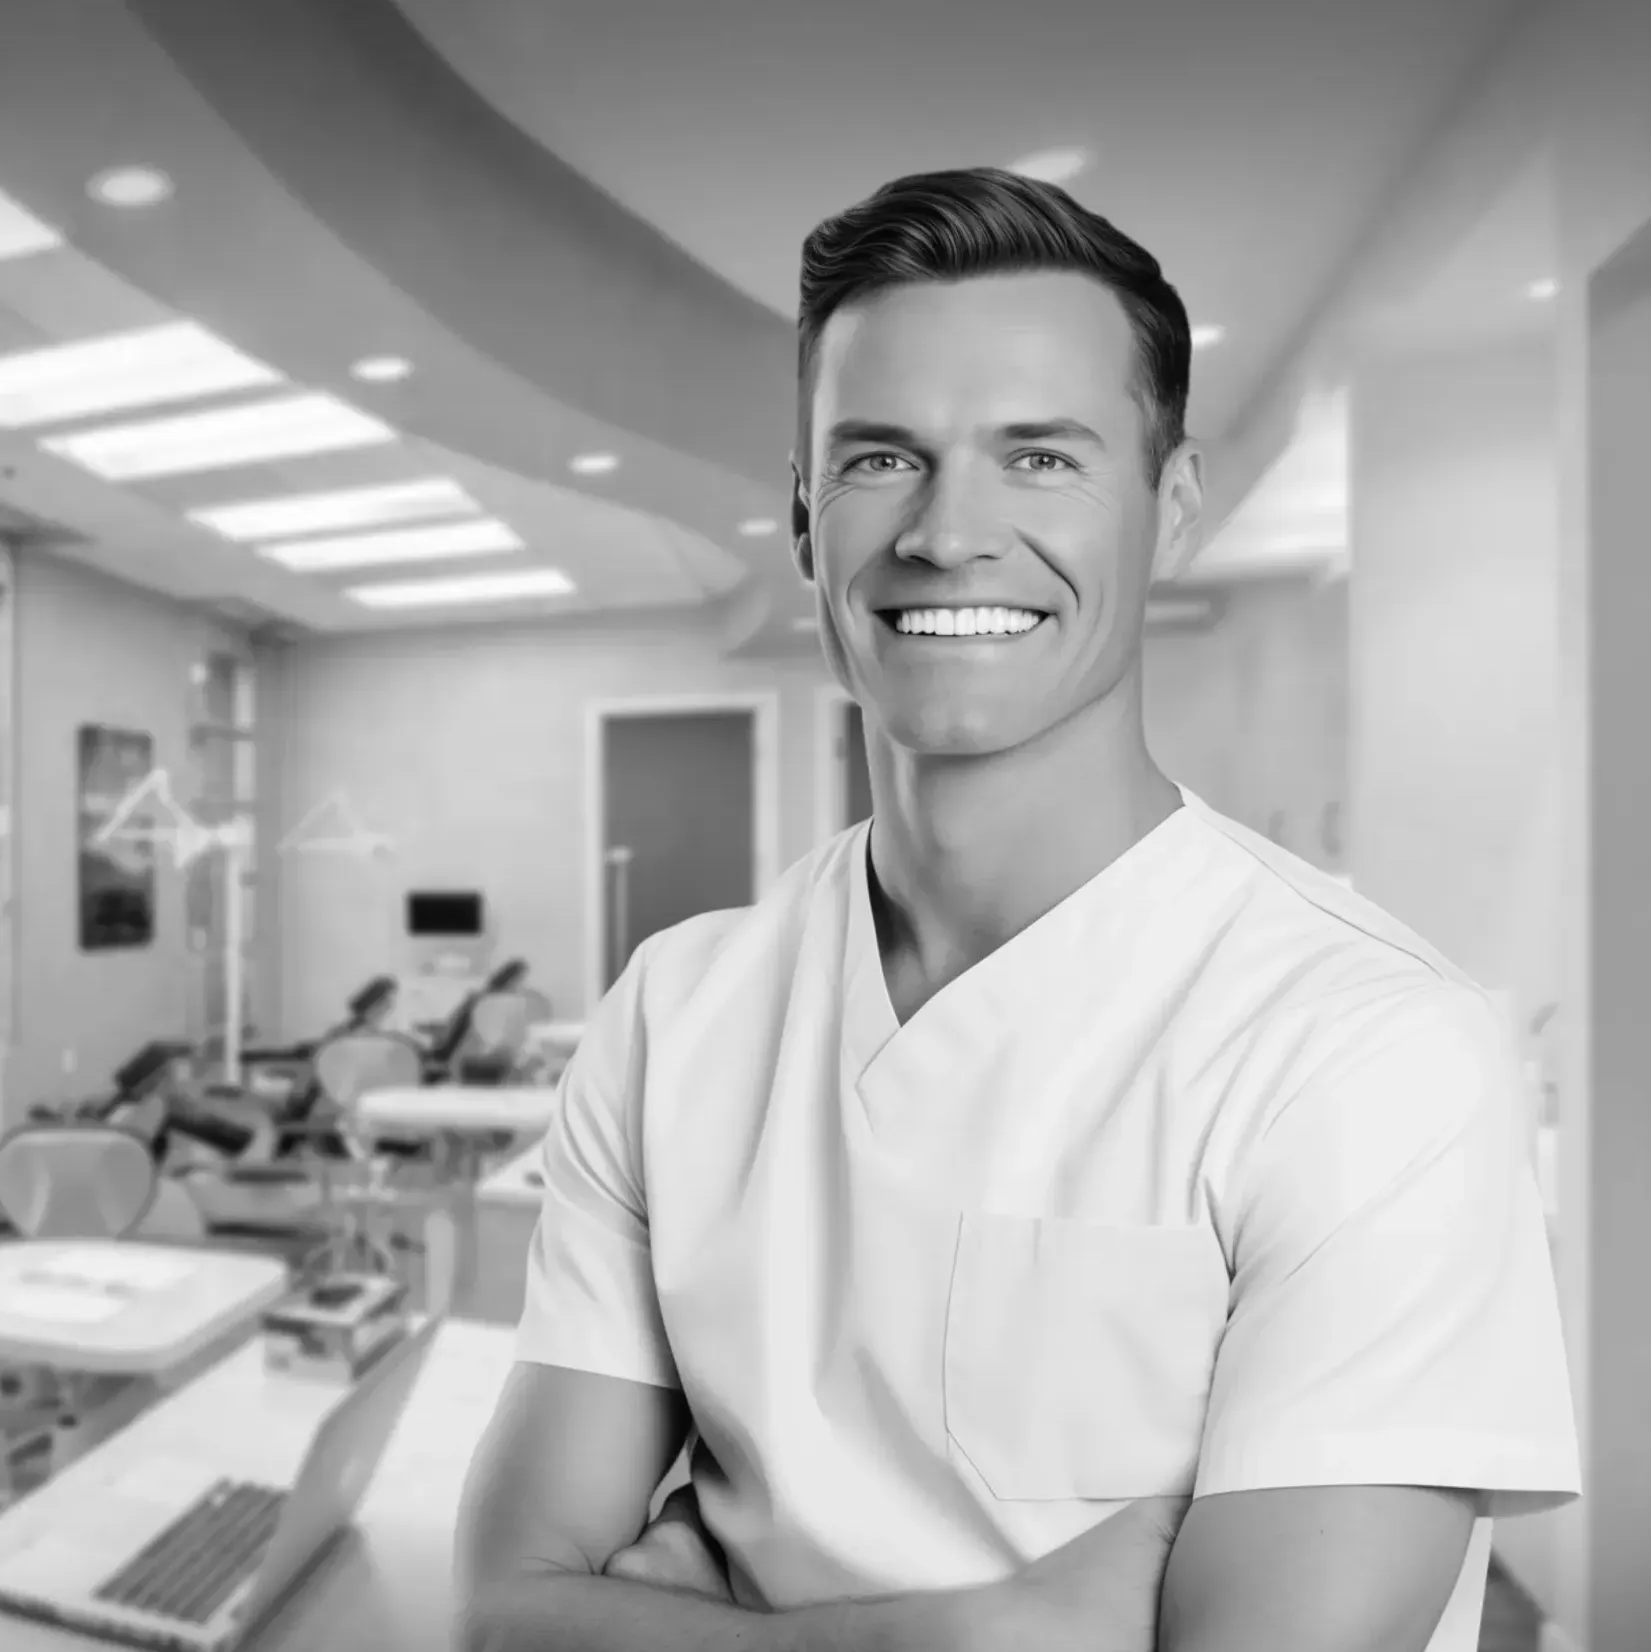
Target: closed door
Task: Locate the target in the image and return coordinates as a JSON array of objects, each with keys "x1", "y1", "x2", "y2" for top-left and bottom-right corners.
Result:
[
  {"x1": 841, "y1": 701, "x2": 873, "y2": 828},
  {"x1": 601, "y1": 710, "x2": 756, "y2": 989}
]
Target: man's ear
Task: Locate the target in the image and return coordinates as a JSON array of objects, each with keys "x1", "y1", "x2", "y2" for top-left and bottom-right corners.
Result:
[
  {"x1": 1150, "y1": 441, "x2": 1205, "y2": 585},
  {"x1": 790, "y1": 460, "x2": 815, "y2": 584}
]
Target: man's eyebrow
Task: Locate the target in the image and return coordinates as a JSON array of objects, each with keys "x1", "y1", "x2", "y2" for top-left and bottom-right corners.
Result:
[
  {"x1": 824, "y1": 420, "x2": 922, "y2": 448},
  {"x1": 822, "y1": 418, "x2": 1107, "y2": 448},
  {"x1": 996, "y1": 419, "x2": 1107, "y2": 447}
]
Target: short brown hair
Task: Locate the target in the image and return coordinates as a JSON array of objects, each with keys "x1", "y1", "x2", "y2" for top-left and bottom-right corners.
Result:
[{"x1": 797, "y1": 167, "x2": 1191, "y2": 485}]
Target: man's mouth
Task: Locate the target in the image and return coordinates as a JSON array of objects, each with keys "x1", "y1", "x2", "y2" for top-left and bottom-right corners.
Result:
[{"x1": 877, "y1": 605, "x2": 1048, "y2": 638}]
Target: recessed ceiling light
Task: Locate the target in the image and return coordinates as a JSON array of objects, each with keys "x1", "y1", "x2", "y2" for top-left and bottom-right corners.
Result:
[
  {"x1": 350, "y1": 355, "x2": 413, "y2": 383},
  {"x1": 88, "y1": 167, "x2": 174, "y2": 208},
  {"x1": 0, "y1": 321, "x2": 281, "y2": 429},
  {"x1": 1190, "y1": 324, "x2": 1226, "y2": 350},
  {"x1": 1007, "y1": 148, "x2": 1091, "y2": 185},
  {"x1": 261, "y1": 517, "x2": 522, "y2": 572},
  {"x1": 738, "y1": 517, "x2": 779, "y2": 537},
  {"x1": 190, "y1": 477, "x2": 474, "y2": 542},
  {"x1": 1525, "y1": 277, "x2": 1559, "y2": 301},
  {"x1": 40, "y1": 392, "x2": 396, "y2": 481},
  {"x1": 569, "y1": 452, "x2": 619, "y2": 476},
  {"x1": 347, "y1": 567, "x2": 576, "y2": 609},
  {"x1": 0, "y1": 188, "x2": 63, "y2": 263}
]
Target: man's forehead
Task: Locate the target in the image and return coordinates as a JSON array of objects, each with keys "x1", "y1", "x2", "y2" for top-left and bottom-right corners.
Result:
[{"x1": 811, "y1": 272, "x2": 1137, "y2": 421}]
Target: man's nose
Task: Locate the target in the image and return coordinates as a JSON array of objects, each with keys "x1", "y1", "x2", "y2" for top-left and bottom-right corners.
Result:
[{"x1": 893, "y1": 468, "x2": 1013, "y2": 566}]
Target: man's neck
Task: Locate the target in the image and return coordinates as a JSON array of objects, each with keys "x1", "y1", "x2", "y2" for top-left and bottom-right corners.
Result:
[{"x1": 865, "y1": 698, "x2": 1182, "y2": 1000}]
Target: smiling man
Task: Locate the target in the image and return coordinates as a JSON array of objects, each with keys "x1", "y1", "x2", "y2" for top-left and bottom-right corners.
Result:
[{"x1": 455, "y1": 168, "x2": 1579, "y2": 1652}]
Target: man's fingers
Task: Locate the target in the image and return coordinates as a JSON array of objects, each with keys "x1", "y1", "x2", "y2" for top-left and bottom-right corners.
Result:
[
  {"x1": 603, "y1": 1545, "x2": 652, "y2": 1582},
  {"x1": 604, "y1": 1526, "x2": 732, "y2": 1600}
]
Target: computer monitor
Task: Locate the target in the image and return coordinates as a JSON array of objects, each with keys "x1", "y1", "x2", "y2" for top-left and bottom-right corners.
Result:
[{"x1": 405, "y1": 890, "x2": 484, "y2": 938}]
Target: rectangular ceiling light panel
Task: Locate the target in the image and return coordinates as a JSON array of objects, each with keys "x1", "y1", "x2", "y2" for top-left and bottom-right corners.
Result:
[
  {"x1": 262, "y1": 517, "x2": 522, "y2": 572},
  {"x1": 39, "y1": 392, "x2": 396, "y2": 480},
  {"x1": 0, "y1": 321, "x2": 282, "y2": 427},
  {"x1": 347, "y1": 567, "x2": 575, "y2": 609},
  {"x1": 0, "y1": 188, "x2": 64, "y2": 262},
  {"x1": 189, "y1": 477, "x2": 475, "y2": 542},
  {"x1": 0, "y1": 189, "x2": 62, "y2": 262}
]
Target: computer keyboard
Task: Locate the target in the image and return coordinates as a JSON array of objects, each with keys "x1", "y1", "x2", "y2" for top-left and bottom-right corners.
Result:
[{"x1": 93, "y1": 1479, "x2": 286, "y2": 1624}]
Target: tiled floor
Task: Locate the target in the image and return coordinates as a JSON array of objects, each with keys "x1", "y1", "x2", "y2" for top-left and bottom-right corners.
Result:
[{"x1": 1480, "y1": 1558, "x2": 1543, "y2": 1652}]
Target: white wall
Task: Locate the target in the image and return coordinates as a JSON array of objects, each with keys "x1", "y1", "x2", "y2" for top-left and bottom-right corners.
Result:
[
  {"x1": 267, "y1": 615, "x2": 826, "y2": 1036},
  {"x1": 1347, "y1": 332, "x2": 1574, "y2": 1616},
  {"x1": 1347, "y1": 336, "x2": 1560, "y2": 1009},
  {"x1": 1575, "y1": 219, "x2": 1649, "y2": 1652},
  {"x1": 1146, "y1": 578, "x2": 1347, "y2": 869},
  {"x1": 10, "y1": 550, "x2": 247, "y2": 1122},
  {"x1": 270, "y1": 581, "x2": 1349, "y2": 1038},
  {"x1": 1263, "y1": 0, "x2": 1647, "y2": 1632}
]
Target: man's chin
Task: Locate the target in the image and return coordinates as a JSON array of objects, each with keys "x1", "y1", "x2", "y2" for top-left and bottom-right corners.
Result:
[{"x1": 877, "y1": 707, "x2": 1038, "y2": 760}]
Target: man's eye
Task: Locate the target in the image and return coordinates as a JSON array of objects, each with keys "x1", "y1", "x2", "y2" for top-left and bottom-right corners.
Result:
[
  {"x1": 844, "y1": 452, "x2": 914, "y2": 475},
  {"x1": 1010, "y1": 451, "x2": 1075, "y2": 473}
]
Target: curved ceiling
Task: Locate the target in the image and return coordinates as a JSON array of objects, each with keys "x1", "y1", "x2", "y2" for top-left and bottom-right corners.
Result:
[
  {"x1": 0, "y1": 0, "x2": 1528, "y2": 648},
  {"x1": 397, "y1": 0, "x2": 1523, "y2": 434}
]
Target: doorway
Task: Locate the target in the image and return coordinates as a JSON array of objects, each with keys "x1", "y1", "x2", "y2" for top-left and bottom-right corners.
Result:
[
  {"x1": 0, "y1": 546, "x2": 13, "y2": 1124},
  {"x1": 815, "y1": 687, "x2": 873, "y2": 844},
  {"x1": 586, "y1": 694, "x2": 780, "y2": 1007}
]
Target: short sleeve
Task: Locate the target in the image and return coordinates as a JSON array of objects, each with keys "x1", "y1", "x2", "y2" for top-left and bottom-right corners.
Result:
[
  {"x1": 1196, "y1": 987, "x2": 1580, "y2": 1517},
  {"x1": 513, "y1": 938, "x2": 679, "y2": 1390}
]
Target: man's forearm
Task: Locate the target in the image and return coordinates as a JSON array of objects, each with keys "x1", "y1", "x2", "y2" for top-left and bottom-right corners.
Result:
[
  {"x1": 462, "y1": 1568, "x2": 990, "y2": 1652},
  {"x1": 461, "y1": 1499, "x2": 1175, "y2": 1652}
]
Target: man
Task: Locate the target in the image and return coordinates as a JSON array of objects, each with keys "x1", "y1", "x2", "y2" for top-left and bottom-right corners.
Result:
[{"x1": 456, "y1": 168, "x2": 1579, "y2": 1651}]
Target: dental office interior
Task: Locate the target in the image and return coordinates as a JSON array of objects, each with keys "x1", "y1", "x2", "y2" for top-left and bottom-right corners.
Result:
[{"x1": 0, "y1": 2, "x2": 1642, "y2": 1649}]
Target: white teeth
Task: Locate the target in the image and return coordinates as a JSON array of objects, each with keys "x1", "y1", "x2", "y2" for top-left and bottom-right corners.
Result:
[{"x1": 892, "y1": 606, "x2": 1043, "y2": 636}]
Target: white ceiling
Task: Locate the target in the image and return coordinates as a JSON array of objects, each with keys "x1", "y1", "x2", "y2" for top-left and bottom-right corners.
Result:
[
  {"x1": 0, "y1": 243, "x2": 750, "y2": 632},
  {"x1": 397, "y1": 0, "x2": 1523, "y2": 438},
  {"x1": 0, "y1": 0, "x2": 1535, "y2": 646}
]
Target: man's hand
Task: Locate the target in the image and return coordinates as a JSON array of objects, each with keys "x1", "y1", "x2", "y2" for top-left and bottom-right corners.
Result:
[
  {"x1": 603, "y1": 1484, "x2": 734, "y2": 1602},
  {"x1": 988, "y1": 1495, "x2": 1190, "y2": 1652}
]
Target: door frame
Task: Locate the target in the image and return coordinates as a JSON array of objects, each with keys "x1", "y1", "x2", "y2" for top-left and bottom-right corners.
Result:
[
  {"x1": 813, "y1": 683, "x2": 857, "y2": 846},
  {"x1": 584, "y1": 691, "x2": 782, "y2": 1013}
]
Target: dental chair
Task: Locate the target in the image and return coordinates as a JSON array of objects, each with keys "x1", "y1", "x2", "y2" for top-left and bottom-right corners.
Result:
[
  {"x1": 28, "y1": 1041, "x2": 301, "y2": 1252},
  {"x1": 0, "y1": 1122, "x2": 162, "y2": 1480},
  {"x1": 17, "y1": 1045, "x2": 215, "y2": 1245},
  {"x1": 419, "y1": 958, "x2": 535, "y2": 1082},
  {"x1": 239, "y1": 973, "x2": 399, "y2": 1075},
  {"x1": 230, "y1": 973, "x2": 402, "y2": 1142},
  {"x1": 0, "y1": 1121, "x2": 156, "y2": 1241},
  {"x1": 160, "y1": 977, "x2": 404, "y2": 1221},
  {"x1": 454, "y1": 986, "x2": 554, "y2": 1086}
]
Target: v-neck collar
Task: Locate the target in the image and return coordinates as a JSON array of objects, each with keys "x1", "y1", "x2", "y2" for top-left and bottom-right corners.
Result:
[{"x1": 840, "y1": 787, "x2": 1205, "y2": 1087}]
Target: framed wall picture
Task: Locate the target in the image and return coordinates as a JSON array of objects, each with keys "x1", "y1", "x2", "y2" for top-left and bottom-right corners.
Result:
[{"x1": 77, "y1": 724, "x2": 156, "y2": 951}]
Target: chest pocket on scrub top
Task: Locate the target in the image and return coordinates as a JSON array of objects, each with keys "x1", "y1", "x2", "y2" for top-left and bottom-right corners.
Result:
[{"x1": 942, "y1": 1213, "x2": 1230, "y2": 1501}]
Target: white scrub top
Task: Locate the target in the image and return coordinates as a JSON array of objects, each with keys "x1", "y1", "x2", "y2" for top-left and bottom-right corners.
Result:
[{"x1": 517, "y1": 790, "x2": 1579, "y2": 1647}]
